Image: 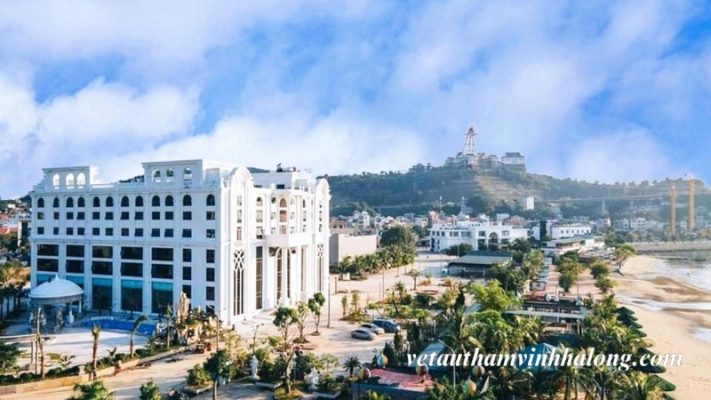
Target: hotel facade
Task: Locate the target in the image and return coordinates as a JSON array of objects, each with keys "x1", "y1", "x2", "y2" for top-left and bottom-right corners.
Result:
[{"x1": 29, "y1": 160, "x2": 330, "y2": 327}]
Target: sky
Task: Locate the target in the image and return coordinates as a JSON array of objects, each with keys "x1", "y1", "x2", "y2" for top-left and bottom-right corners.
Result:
[{"x1": 1, "y1": 0, "x2": 710, "y2": 198}]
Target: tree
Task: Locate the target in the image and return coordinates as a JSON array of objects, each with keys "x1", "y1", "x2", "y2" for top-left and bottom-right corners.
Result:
[
  {"x1": 406, "y1": 268, "x2": 421, "y2": 291},
  {"x1": 351, "y1": 291, "x2": 361, "y2": 316},
  {"x1": 164, "y1": 305, "x2": 173, "y2": 349},
  {"x1": 0, "y1": 342, "x2": 21, "y2": 374},
  {"x1": 69, "y1": 381, "x2": 114, "y2": 400},
  {"x1": 139, "y1": 380, "x2": 161, "y2": 400},
  {"x1": 559, "y1": 271, "x2": 577, "y2": 294},
  {"x1": 129, "y1": 315, "x2": 148, "y2": 357},
  {"x1": 204, "y1": 350, "x2": 233, "y2": 400},
  {"x1": 590, "y1": 260, "x2": 611, "y2": 280},
  {"x1": 341, "y1": 296, "x2": 348, "y2": 318},
  {"x1": 294, "y1": 302, "x2": 310, "y2": 343},
  {"x1": 445, "y1": 243, "x2": 473, "y2": 256},
  {"x1": 343, "y1": 356, "x2": 361, "y2": 376},
  {"x1": 380, "y1": 226, "x2": 416, "y2": 249},
  {"x1": 273, "y1": 307, "x2": 297, "y2": 349},
  {"x1": 470, "y1": 281, "x2": 516, "y2": 312},
  {"x1": 614, "y1": 244, "x2": 636, "y2": 269},
  {"x1": 90, "y1": 323, "x2": 101, "y2": 380},
  {"x1": 307, "y1": 292, "x2": 326, "y2": 335},
  {"x1": 595, "y1": 276, "x2": 615, "y2": 294}
]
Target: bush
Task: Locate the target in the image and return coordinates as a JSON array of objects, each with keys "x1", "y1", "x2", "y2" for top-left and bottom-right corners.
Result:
[
  {"x1": 0, "y1": 374, "x2": 16, "y2": 385},
  {"x1": 186, "y1": 364, "x2": 211, "y2": 387},
  {"x1": 317, "y1": 375, "x2": 341, "y2": 393},
  {"x1": 258, "y1": 358, "x2": 284, "y2": 383},
  {"x1": 18, "y1": 372, "x2": 35, "y2": 383},
  {"x1": 46, "y1": 367, "x2": 63, "y2": 378}
]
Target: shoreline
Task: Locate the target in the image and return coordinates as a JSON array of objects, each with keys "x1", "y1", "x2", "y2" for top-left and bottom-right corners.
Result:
[{"x1": 615, "y1": 255, "x2": 711, "y2": 398}]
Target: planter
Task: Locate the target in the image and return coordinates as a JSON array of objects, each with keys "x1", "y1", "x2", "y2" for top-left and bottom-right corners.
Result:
[
  {"x1": 183, "y1": 385, "x2": 211, "y2": 396},
  {"x1": 314, "y1": 391, "x2": 341, "y2": 399},
  {"x1": 255, "y1": 381, "x2": 282, "y2": 390}
]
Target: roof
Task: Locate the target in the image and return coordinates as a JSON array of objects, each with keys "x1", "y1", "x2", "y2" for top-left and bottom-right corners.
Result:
[
  {"x1": 30, "y1": 276, "x2": 83, "y2": 304},
  {"x1": 450, "y1": 250, "x2": 513, "y2": 266}
]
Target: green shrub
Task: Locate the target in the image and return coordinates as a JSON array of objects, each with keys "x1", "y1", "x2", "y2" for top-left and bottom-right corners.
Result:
[{"x1": 186, "y1": 364, "x2": 211, "y2": 387}]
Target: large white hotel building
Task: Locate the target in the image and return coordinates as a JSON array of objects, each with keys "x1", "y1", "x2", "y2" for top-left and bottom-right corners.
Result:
[{"x1": 29, "y1": 160, "x2": 330, "y2": 326}]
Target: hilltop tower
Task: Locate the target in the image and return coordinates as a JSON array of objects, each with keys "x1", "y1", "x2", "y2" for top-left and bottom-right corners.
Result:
[{"x1": 463, "y1": 126, "x2": 477, "y2": 155}]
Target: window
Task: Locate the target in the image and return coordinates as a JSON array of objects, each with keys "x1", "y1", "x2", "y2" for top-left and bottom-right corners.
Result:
[
  {"x1": 53, "y1": 212, "x2": 59, "y2": 219},
  {"x1": 37, "y1": 258, "x2": 59, "y2": 272},
  {"x1": 77, "y1": 227, "x2": 85, "y2": 236},
  {"x1": 93, "y1": 245, "x2": 113, "y2": 259},
  {"x1": 256, "y1": 197, "x2": 263, "y2": 206},
  {"x1": 105, "y1": 212, "x2": 114, "y2": 220},
  {"x1": 182, "y1": 211, "x2": 191, "y2": 220},
  {"x1": 135, "y1": 228, "x2": 144, "y2": 237},
  {"x1": 106, "y1": 197, "x2": 114, "y2": 207},
  {"x1": 164, "y1": 229, "x2": 174, "y2": 238},
  {"x1": 182, "y1": 266, "x2": 192, "y2": 280},
  {"x1": 152, "y1": 211, "x2": 160, "y2": 220},
  {"x1": 206, "y1": 268, "x2": 215, "y2": 282},
  {"x1": 182, "y1": 195, "x2": 192, "y2": 206},
  {"x1": 66, "y1": 227, "x2": 74, "y2": 235},
  {"x1": 165, "y1": 211, "x2": 174, "y2": 220},
  {"x1": 121, "y1": 196, "x2": 129, "y2": 207},
  {"x1": 105, "y1": 228, "x2": 113, "y2": 236},
  {"x1": 66, "y1": 245, "x2": 84, "y2": 257},
  {"x1": 182, "y1": 229, "x2": 192, "y2": 238},
  {"x1": 121, "y1": 263, "x2": 142, "y2": 277},
  {"x1": 37, "y1": 198, "x2": 45, "y2": 208},
  {"x1": 182, "y1": 284, "x2": 191, "y2": 298},
  {"x1": 37, "y1": 227, "x2": 45, "y2": 235},
  {"x1": 53, "y1": 197, "x2": 60, "y2": 208},
  {"x1": 121, "y1": 247, "x2": 143, "y2": 260},
  {"x1": 37, "y1": 212, "x2": 45, "y2": 220},
  {"x1": 166, "y1": 168, "x2": 175, "y2": 179},
  {"x1": 66, "y1": 259, "x2": 84, "y2": 273},
  {"x1": 206, "y1": 286, "x2": 215, "y2": 301},
  {"x1": 182, "y1": 248, "x2": 192, "y2": 262},
  {"x1": 151, "y1": 282, "x2": 172, "y2": 314},
  {"x1": 121, "y1": 280, "x2": 142, "y2": 312},
  {"x1": 152, "y1": 195, "x2": 160, "y2": 207},
  {"x1": 151, "y1": 264, "x2": 173, "y2": 279},
  {"x1": 165, "y1": 195, "x2": 174, "y2": 206},
  {"x1": 151, "y1": 228, "x2": 160, "y2": 237},
  {"x1": 92, "y1": 211, "x2": 100, "y2": 220},
  {"x1": 38, "y1": 244, "x2": 59, "y2": 256},
  {"x1": 92, "y1": 227, "x2": 100, "y2": 236},
  {"x1": 206, "y1": 194, "x2": 215, "y2": 206},
  {"x1": 121, "y1": 228, "x2": 129, "y2": 237},
  {"x1": 53, "y1": 227, "x2": 59, "y2": 235},
  {"x1": 206, "y1": 229, "x2": 215, "y2": 238},
  {"x1": 135, "y1": 211, "x2": 144, "y2": 220},
  {"x1": 256, "y1": 247, "x2": 263, "y2": 309},
  {"x1": 66, "y1": 197, "x2": 74, "y2": 208},
  {"x1": 206, "y1": 211, "x2": 215, "y2": 220},
  {"x1": 121, "y1": 211, "x2": 129, "y2": 220},
  {"x1": 91, "y1": 261, "x2": 113, "y2": 275},
  {"x1": 77, "y1": 212, "x2": 85, "y2": 220},
  {"x1": 183, "y1": 168, "x2": 193, "y2": 181},
  {"x1": 152, "y1": 170, "x2": 161, "y2": 183},
  {"x1": 206, "y1": 249, "x2": 215, "y2": 263},
  {"x1": 151, "y1": 247, "x2": 173, "y2": 261},
  {"x1": 66, "y1": 212, "x2": 74, "y2": 220},
  {"x1": 93, "y1": 197, "x2": 100, "y2": 207},
  {"x1": 76, "y1": 197, "x2": 85, "y2": 208},
  {"x1": 135, "y1": 196, "x2": 144, "y2": 207}
]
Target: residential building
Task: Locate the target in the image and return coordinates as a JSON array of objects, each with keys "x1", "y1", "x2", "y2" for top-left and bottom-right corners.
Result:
[
  {"x1": 429, "y1": 216, "x2": 529, "y2": 252},
  {"x1": 549, "y1": 223, "x2": 592, "y2": 240},
  {"x1": 29, "y1": 160, "x2": 330, "y2": 327},
  {"x1": 328, "y1": 233, "x2": 378, "y2": 266}
]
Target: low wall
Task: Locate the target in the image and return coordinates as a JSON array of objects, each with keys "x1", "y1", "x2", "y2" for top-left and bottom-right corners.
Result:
[{"x1": 0, "y1": 346, "x2": 189, "y2": 397}]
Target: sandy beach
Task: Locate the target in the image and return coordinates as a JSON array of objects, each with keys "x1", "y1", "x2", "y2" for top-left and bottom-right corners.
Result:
[{"x1": 615, "y1": 255, "x2": 711, "y2": 399}]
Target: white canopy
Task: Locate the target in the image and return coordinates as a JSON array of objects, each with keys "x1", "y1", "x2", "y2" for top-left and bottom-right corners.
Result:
[{"x1": 30, "y1": 276, "x2": 83, "y2": 306}]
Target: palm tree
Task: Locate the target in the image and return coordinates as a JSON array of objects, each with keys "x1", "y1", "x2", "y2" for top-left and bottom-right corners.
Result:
[
  {"x1": 164, "y1": 305, "x2": 173, "y2": 349},
  {"x1": 406, "y1": 269, "x2": 421, "y2": 291},
  {"x1": 615, "y1": 372, "x2": 664, "y2": 400},
  {"x1": 129, "y1": 315, "x2": 148, "y2": 358},
  {"x1": 551, "y1": 349, "x2": 583, "y2": 400},
  {"x1": 69, "y1": 380, "x2": 114, "y2": 400},
  {"x1": 90, "y1": 323, "x2": 101, "y2": 380},
  {"x1": 343, "y1": 356, "x2": 361, "y2": 376}
]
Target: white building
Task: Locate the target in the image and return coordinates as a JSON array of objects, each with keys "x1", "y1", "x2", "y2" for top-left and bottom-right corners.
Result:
[
  {"x1": 549, "y1": 223, "x2": 592, "y2": 240},
  {"x1": 29, "y1": 160, "x2": 330, "y2": 327},
  {"x1": 429, "y1": 217, "x2": 529, "y2": 252},
  {"x1": 501, "y1": 152, "x2": 525, "y2": 166}
]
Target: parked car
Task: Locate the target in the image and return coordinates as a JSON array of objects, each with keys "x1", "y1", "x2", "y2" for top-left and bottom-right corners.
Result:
[
  {"x1": 351, "y1": 328, "x2": 376, "y2": 341},
  {"x1": 360, "y1": 323, "x2": 385, "y2": 335},
  {"x1": 372, "y1": 318, "x2": 400, "y2": 333}
]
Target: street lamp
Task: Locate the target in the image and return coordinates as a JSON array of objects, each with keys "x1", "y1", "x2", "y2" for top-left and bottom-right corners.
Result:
[{"x1": 438, "y1": 340, "x2": 457, "y2": 385}]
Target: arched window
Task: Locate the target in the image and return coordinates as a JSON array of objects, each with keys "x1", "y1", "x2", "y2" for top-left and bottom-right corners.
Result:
[
  {"x1": 151, "y1": 195, "x2": 160, "y2": 207},
  {"x1": 93, "y1": 197, "x2": 100, "y2": 207},
  {"x1": 76, "y1": 173, "x2": 86, "y2": 186},
  {"x1": 66, "y1": 197, "x2": 74, "y2": 208},
  {"x1": 52, "y1": 174, "x2": 60, "y2": 188},
  {"x1": 65, "y1": 174, "x2": 75, "y2": 187},
  {"x1": 166, "y1": 168, "x2": 175, "y2": 178},
  {"x1": 165, "y1": 195, "x2": 174, "y2": 207},
  {"x1": 77, "y1": 197, "x2": 85, "y2": 207},
  {"x1": 152, "y1": 170, "x2": 161, "y2": 183},
  {"x1": 121, "y1": 196, "x2": 129, "y2": 207},
  {"x1": 279, "y1": 198, "x2": 287, "y2": 208},
  {"x1": 53, "y1": 197, "x2": 60, "y2": 208},
  {"x1": 37, "y1": 198, "x2": 45, "y2": 208},
  {"x1": 135, "y1": 196, "x2": 144, "y2": 207},
  {"x1": 256, "y1": 197, "x2": 263, "y2": 207},
  {"x1": 206, "y1": 194, "x2": 215, "y2": 206},
  {"x1": 182, "y1": 195, "x2": 192, "y2": 206},
  {"x1": 106, "y1": 197, "x2": 114, "y2": 207}
]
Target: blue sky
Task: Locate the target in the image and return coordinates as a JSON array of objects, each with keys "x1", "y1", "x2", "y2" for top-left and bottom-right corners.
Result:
[{"x1": 1, "y1": 1, "x2": 710, "y2": 197}]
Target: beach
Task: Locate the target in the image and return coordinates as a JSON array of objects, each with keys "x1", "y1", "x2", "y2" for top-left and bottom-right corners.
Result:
[{"x1": 615, "y1": 255, "x2": 711, "y2": 399}]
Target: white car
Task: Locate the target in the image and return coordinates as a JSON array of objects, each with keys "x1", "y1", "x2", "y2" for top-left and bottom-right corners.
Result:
[
  {"x1": 360, "y1": 323, "x2": 385, "y2": 335},
  {"x1": 351, "y1": 328, "x2": 376, "y2": 341}
]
